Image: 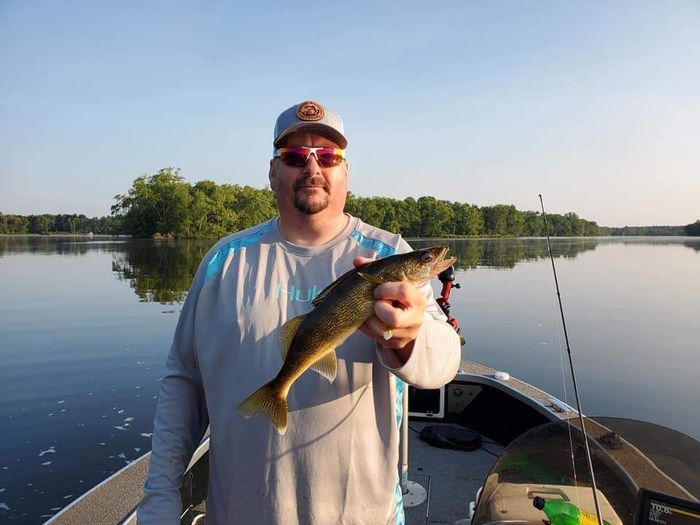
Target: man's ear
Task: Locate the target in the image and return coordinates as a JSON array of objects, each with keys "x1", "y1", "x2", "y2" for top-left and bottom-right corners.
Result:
[{"x1": 268, "y1": 159, "x2": 277, "y2": 191}]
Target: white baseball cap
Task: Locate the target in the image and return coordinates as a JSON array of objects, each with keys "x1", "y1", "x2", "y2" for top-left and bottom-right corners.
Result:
[{"x1": 273, "y1": 100, "x2": 348, "y2": 149}]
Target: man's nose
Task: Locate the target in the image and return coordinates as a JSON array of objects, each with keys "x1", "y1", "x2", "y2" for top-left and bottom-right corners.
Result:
[{"x1": 303, "y1": 152, "x2": 322, "y2": 174}]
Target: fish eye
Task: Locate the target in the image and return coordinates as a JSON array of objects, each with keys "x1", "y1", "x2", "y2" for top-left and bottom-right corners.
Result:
[{"x1": 420, "y1": 252, "x2": 433, "y2": 262}]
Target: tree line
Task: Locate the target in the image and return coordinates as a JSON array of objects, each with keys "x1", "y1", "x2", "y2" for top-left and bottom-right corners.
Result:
[
  {"x1": 0, "y1": 212, "x2": 120, "y2": 235},
  {"x1": 605, "y1": 225, "x2": 686, "y2": 236},
  {"x1": 109, "y1": 168, "x2": 604, "y2": 238},
  {"x1": 2, "y1": 168, "x2": 698, "y2": 238}
]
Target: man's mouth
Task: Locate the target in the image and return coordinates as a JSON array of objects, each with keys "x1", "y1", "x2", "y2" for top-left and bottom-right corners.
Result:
[{"x1": 294, "y1": 178, "x2": 328, "y2": 192}]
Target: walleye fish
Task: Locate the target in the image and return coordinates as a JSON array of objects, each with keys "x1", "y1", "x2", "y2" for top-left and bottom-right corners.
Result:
[{"x1": 236, "y1": 246, "x2": 456, "y2": 435}]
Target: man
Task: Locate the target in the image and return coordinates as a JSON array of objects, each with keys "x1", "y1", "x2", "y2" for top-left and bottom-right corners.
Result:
[{"x1": 138, "y1": 100, "x2": 461, "y2": 524}]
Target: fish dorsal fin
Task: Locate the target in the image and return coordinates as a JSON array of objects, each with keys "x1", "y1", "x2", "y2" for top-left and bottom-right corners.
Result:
[
  {"x1": 357, "y1": 272, "x2": 383, "y2": 285},
  {"x1": 279, "y1": 314, "x2": 306, "y2": 359},
  {"x1": 310, "y1": 350, "x2": 338, "y2": 383},
  {"x1": 312, "y1": 266, "x2": 361, "y2": 307}
]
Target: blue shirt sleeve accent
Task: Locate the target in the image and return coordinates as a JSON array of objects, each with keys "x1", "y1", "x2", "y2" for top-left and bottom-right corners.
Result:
[
  {"x1": 394, "y1": 376, "x2": 405, "y2": 428},
  {"x1": 393, "y1": 375, "x2": 406, "y2": 524},
  {"x1": 204, "y1": 222, "x2": 272, "y2": 284},
  {"x1": 350, "y1": 230, "x2": 397, "y2": 258}
]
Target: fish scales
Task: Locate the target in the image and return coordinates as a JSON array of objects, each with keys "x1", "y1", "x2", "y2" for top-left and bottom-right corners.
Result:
[{"x1": 273, "y1": 274, "x2": 374, "y2": 387}]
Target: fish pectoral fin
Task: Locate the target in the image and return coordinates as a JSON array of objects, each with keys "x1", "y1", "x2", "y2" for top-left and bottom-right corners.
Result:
[
  {"x1": 357, "y1": 272, "x2": 383, "y2": 285},
  {"x1": 279, "y1": 314, "x2": 306, "y2": 359},
  {"x1": 310, "y1": 350, "x2": 338, "y2": 383}
]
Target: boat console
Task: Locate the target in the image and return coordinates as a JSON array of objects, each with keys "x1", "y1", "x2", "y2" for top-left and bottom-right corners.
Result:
[
  {"x1": 470, "y1": 419, "x2": 700, "y2": 525},
  {"x1": 634, "y1": 489, "x2": 700, "y2": 525}
]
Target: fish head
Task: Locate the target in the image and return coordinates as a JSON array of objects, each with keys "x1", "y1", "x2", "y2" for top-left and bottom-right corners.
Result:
[{"x1": 373, "y1": 246, "x2": 456, "y2": 284}]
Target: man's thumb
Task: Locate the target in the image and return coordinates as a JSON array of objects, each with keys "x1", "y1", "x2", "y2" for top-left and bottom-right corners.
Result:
[{"x1": 353, "y1": 256, "x2": 375, "y2": 268}]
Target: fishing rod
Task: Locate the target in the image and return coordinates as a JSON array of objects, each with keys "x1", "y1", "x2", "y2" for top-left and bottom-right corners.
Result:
[{"x1": 538, "y1": 194, "x2": 604, "y2": 525}]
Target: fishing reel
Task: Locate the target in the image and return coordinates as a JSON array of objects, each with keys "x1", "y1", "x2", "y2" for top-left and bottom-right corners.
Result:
[{"x1": 436, "y1": 265, "x2": 465, "y2": 346}]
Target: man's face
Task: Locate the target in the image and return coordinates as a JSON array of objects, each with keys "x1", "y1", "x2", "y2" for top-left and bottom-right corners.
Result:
[{"x1": 269, "y1": 132, "x2": 348, "y2": 217}]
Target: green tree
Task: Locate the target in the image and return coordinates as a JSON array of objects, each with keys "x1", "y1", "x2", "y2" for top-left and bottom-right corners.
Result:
[
  {"x1": 482, "y1": 205, "x2": 512, "y2": 236},
  {"x1": 685, "y1": 220, "x2": 700, "y2": 236},
  {"x1": 112, "y1": 168, "x2": 193, "y2": 238},
  {"x1": 506, "y1": 206, "x2": 525, "y2": 237},
  {"x1": 2, "y1": 214, "x2": 29, "y2": 233},
  {"x1": 565, "y1": 212, "x2": 583, "y2": 236},
  {"x1": 416, "y1": 197, "x2": 454, "y2": 237},
  {"x1": 453, "y1": 203, "x2": 484, "y2": 236},
  {"x1": 189, "y1": 180, "x2": 238, "y2": 238},
  {"x1": 232, "y1": 185, "x2": 277, "y2": 230},
  {"x1": 27, "y1": 214, "x2": 54, "y2": 235},
  {"x1": 355, "y1": 197, "x2": 386, "y2": 229},
  {"x1": 398, "y1": 198, "x2": 421, "y2": 237},
  {"x1": 522, "y1": 211, "x2": 543, "y2": 236}
]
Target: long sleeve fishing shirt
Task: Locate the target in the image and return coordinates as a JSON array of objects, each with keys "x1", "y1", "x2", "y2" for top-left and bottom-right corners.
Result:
[{"x1": 137, "y1": 215, "x2": 461, "y2": 525}]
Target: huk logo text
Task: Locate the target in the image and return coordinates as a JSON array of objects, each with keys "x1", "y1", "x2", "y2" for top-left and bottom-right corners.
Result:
[{"x1": 275, "y1": 283, "x2": 320, "y2": 303}]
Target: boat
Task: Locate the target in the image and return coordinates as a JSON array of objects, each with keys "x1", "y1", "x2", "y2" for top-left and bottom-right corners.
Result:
[
  {"x1": 46, "y1": 263, "x2": 700, "y2": 524},
  {"x1": 45, "y1": 357, "x2": 700, "y2": 524}
]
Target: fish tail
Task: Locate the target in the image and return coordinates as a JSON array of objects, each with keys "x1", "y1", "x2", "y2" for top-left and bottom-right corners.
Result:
[{"x1": 236, "y1": 383, "x2": 288, "y2": 435}]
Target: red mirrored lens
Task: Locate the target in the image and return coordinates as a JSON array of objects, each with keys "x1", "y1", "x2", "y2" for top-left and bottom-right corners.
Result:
[
  {"x1": 279, "y1": 149, "x2": 308, "y2": 167},
  {"x1": 277, "y1": 147, "x2": 343, "y2": 168},
  {"x1": 315, "y1": 150, "x2": 343, "y2": 167}
]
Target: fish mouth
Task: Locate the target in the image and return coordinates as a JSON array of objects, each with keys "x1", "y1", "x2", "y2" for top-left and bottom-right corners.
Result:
[
  {"x1": 419, "y1": 246, "x2": 456, "y2": 281},
  {"x1": 430, "y1": 246, "x2": 456, "y2": 276}
]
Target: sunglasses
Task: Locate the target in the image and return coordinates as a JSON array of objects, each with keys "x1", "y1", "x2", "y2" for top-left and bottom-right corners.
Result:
[{"x1": 274, "y1": 146, "x2": 346, "y2": 168}]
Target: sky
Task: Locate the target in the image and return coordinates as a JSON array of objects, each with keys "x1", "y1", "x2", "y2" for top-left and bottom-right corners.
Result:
[{"x1": 1, "y1": 1, "x2": 699, "y2": 227}]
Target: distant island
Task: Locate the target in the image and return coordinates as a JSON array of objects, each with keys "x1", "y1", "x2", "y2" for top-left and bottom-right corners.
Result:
[{"x1": 2, "y1": 168, "x2": 698, "y2": 238}]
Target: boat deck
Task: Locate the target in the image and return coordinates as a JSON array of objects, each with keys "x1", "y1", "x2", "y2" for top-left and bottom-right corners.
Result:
[{"x1": 404, "y1": 421, "x2": 503, "y2": 524}]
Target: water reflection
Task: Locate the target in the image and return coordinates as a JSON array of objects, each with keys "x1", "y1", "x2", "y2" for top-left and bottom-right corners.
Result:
[
  {"x1": 1, "y1": 235, "x2": 697, "y2": 304},
  {"x1": 409, "y1": 238, "x2": 603, "y2": 269},
  {"x1": 0, "y1": 235, "x2": 129, "y2": 256},
  {"x1": 110, "y1": 238, "x2": 603, "y2": 302},
  {"x1": 111, "y1": 239, "x2": 214, "y2": 303}
]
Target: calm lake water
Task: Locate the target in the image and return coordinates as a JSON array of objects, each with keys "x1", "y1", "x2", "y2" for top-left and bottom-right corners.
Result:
[{"x1": 1, "y1": 235, "x2": 699, "y2": 523}]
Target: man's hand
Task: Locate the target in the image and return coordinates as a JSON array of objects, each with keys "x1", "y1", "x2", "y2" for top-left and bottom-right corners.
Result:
[{"x1": 353, "y1": 256, "x2": 427, "y2": 365}]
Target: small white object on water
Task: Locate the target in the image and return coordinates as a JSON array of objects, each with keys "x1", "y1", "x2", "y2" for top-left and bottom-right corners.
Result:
[
  {"x1": 38, "y1": 446, "x2": 56, "y2": 457},
  {"x1": 494, "y1": 371, "x2": 510, "y2": 381}
]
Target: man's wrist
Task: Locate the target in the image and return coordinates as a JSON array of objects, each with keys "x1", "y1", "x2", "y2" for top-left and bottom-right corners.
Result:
[{"x1": 391, "y1": 340, "x2": 415, "y2": 365}]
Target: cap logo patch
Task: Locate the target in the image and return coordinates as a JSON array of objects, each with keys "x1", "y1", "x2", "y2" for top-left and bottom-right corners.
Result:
[{"x1": 296, "y1": 101, "x2": 325, "y2": 121}]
